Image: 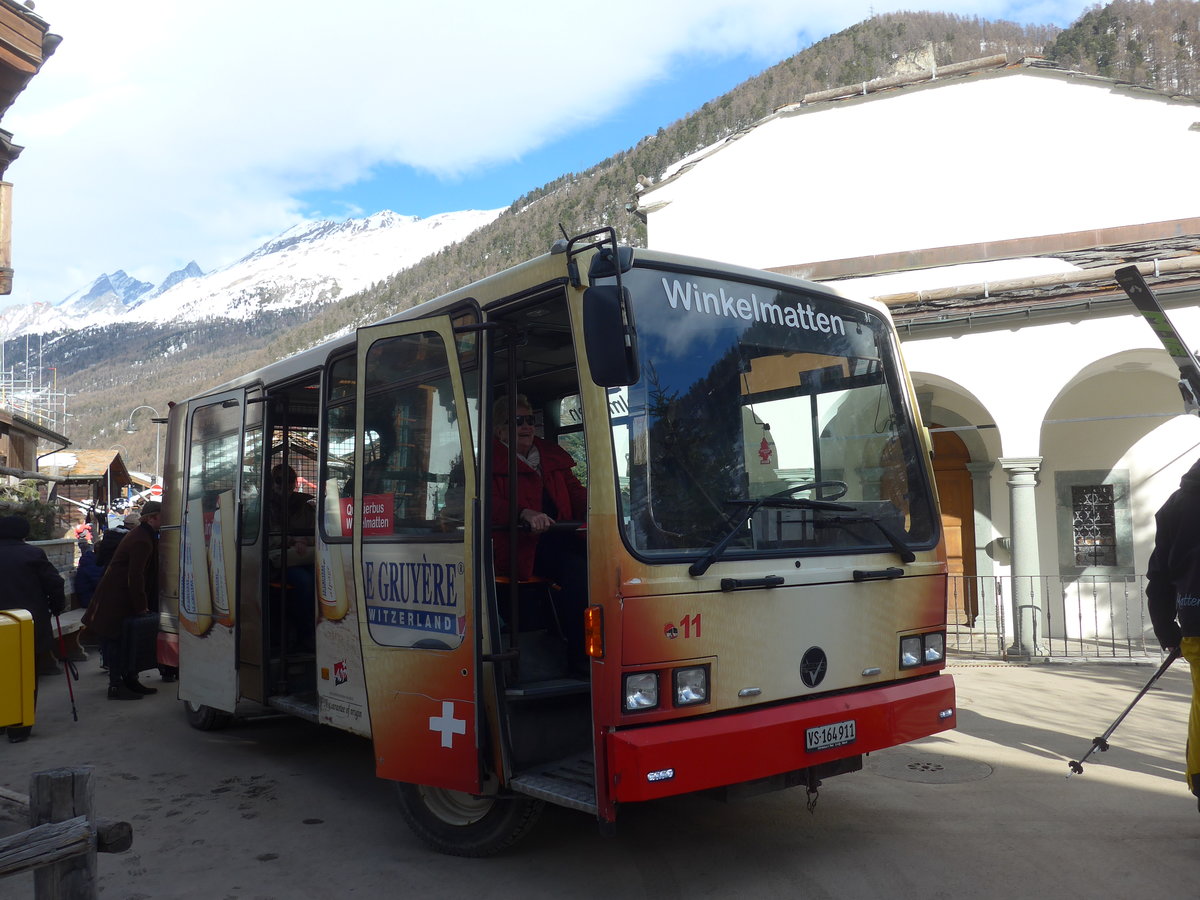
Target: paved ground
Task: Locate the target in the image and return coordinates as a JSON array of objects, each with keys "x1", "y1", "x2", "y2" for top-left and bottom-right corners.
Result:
[{"x1": 2, "y1": 655, "x2": 1197, "y2": 899}]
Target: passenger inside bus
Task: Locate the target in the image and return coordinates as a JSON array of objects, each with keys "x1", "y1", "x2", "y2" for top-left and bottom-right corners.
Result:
[
  {"x1": 491, "y1": 393, "x2": 588, "y2": 675},
  {"x1": 268, "y1": 463, "x2": 316, "y2": 651}
]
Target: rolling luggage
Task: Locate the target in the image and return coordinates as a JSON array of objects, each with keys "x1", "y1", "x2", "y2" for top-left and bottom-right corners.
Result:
[
  {"x1": 122, "y1": 612, "x2": 159, "y2": 675},
  {"x1": 0, "y1": 608, "x2": 36, "y2": 729}
]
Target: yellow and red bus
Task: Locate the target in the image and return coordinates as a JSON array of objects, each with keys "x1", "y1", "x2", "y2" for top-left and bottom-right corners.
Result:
[{"x1": 158, "y1": 227, "x2": 955, "y2": 856}]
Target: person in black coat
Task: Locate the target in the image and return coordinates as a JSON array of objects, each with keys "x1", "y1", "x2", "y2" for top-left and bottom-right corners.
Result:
[
  {"x1": 0, "y1": 514, "x2": 66, "y2": 742},
  {"x1": 1146, "y1": 455, "x2": 1200, "y2": 808}
]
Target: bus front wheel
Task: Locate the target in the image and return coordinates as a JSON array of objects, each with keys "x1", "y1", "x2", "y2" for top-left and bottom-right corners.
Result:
[{"x1": 394, "y1": 782, "x2": 543, "y2": 857}]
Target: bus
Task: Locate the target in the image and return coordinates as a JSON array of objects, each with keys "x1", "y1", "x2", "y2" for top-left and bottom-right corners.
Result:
[{"x1": 159, "y1": 227, "x2": 955, "y2": 856}]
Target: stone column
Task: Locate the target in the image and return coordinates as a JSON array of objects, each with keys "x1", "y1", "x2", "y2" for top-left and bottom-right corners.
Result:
[{"x1": 1000, "y1": 457, "x2": 1045, "y2": 658}]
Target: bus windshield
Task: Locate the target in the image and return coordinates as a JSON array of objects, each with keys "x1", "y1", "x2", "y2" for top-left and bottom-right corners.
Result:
[{"x1": 610, "y1": 264, "x2": 937, "y2": 562}]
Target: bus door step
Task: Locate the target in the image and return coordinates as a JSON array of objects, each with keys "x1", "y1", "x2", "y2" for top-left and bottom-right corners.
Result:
[
  {"x1": 505, "y1": 677, "x2": 590, "y2": 700},
  {"x1": 266, "y1": 691, "x2": 319, "y2": 723},
  {"x1": 509, "y1": 753, "x2": 596, "y2": 814}
]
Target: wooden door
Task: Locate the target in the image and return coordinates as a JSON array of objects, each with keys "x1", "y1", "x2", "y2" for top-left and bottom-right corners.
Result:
[{"x1": 931, "y1": 427, "x2": 977, "y2": 626}]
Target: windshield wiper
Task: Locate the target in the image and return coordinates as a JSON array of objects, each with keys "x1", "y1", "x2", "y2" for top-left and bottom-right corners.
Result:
[
  {"x1": 688, "y1": 485, "x2": 855, "y2": 577},
  {"x1": 818, "y1": 513, "x2": 916, "y2": 563}
]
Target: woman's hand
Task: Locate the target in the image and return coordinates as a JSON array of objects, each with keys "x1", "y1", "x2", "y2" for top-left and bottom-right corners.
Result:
[{"x1": 519, "y1": 508, "x2": 554, "y2": 533}]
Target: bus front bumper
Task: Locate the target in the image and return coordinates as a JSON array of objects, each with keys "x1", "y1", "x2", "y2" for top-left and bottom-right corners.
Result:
[{"x1": 606, "y1": 674, "x2": 955, "y2": 803}]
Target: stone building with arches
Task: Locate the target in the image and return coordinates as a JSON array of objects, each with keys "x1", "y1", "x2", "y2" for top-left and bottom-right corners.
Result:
[{"x1": 635, "y1": 55, "x2": 1200, "y2": 657}]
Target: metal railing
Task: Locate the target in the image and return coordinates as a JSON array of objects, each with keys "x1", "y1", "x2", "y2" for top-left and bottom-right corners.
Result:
[{"x1": 946, "y1": 574, "x2": 1161, "y2": 660}]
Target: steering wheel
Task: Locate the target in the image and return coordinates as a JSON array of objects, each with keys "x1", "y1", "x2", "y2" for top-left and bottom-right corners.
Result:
[{"x1": 787, "y1": 480, "x2": 849, "y2": 501}]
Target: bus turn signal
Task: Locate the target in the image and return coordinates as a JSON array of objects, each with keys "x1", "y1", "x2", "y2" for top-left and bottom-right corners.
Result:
[{"x1": 585, "y1": 605, "x2": 604, "y2": 658}]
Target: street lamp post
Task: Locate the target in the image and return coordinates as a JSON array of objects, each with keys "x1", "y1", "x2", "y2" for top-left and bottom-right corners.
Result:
[{"x1": 126, "y1": 405, "x2": 166, "y2": 482}]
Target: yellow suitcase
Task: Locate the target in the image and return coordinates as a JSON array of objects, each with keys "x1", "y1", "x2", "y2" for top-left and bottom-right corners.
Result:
[{"x1": 0, "y1": 608, "x2": 36, "y2": 729}]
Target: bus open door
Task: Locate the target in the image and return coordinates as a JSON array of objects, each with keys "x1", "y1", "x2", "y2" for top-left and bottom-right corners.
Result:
[
  {"x1": 176, "y1": 387, "x2": 250, "y2": 728},
  {"x1": 351, "y1": 315, "x2": 495, "y2": 813}
]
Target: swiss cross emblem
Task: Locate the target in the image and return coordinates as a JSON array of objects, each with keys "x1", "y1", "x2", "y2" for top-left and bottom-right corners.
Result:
[{"x1": 429, "y1": 700, "x2": 466, "y2": 749}]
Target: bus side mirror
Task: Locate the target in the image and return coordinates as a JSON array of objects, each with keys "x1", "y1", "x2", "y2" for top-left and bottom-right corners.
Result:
[{"x1": 583, "y1": 285, "x2": 639, "y2": 387}]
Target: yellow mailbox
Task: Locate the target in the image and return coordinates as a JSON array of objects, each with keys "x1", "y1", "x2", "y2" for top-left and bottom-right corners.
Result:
[{"x1": 0, "y1": 608, "x2": 36, "y2": 729}]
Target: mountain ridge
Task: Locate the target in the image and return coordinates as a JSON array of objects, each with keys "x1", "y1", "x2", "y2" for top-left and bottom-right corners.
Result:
[{"x1": 0, "y1": 207, "x2": 503, "y2": 339}]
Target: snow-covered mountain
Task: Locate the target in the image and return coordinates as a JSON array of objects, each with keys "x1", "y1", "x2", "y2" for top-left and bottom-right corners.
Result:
[{"x1": 0, "y1": 208, "x2": 504, "y2": 339}]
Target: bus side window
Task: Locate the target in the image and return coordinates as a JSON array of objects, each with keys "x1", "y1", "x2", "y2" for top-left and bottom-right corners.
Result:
[
  {"x1": 321, "y1": 355, "x2": 358, "y2": 540},
  {"x1": 241, "y1": 424, "x2": 263, "y2": 542},
  {"x1": 323, "y1": 403, "x2": 356, "y2": 538},
  {"x1": 362, "y1": 331, "x2": 465, "y2": 541},
  {"x1": 555, "y1": 394, "x2": 587, "y2": 489},
  {"x1": 187, "y1": 402, "x2": 243, "y2": 551}
]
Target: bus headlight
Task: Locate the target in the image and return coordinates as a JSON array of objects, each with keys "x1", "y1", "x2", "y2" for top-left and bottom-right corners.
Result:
[
  {"x1": 924, "y1": 632, "x2": 945, "y2": 664},
  {"x1": 900, "y1": 632, "x2": 946, "y2": 669},
  {"x1": 673, "y1": 665, "x2": 709, "y2": 706},
  {"x1": 624, "y1": 672, "x2": 659, "y2": 711}
]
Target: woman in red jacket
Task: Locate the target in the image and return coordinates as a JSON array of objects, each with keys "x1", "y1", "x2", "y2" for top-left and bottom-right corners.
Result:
[{"x1": 491, "y1": 395, "x2": 587, "y2": 672}]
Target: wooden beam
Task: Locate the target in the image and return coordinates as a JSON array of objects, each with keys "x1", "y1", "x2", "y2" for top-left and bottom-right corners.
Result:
[
  {"x1": 0, "y1": 463, "x2": 65, "y2": 481},
  {"x1": 0, "y1": 816, "x2": 92, "y2": 879}
]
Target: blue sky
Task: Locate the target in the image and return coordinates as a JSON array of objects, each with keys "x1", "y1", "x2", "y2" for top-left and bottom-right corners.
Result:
[
  {"x1": 298, "y1": 51, "x2": 788, "y2": 221},
  {"x1": 1, "y1": 0, "x2": 1085, "y2": 310}
]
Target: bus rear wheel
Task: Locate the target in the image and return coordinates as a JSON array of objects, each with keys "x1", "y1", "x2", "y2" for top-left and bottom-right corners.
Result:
[
  {"x1": 183, "y1": 699, "x2": 234, "y2": 731},
  {"x1": 394, "y1": 782, "x2": 543, "y2": 857}
]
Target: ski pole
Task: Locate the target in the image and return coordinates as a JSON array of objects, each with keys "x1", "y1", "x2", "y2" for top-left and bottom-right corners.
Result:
[
  {"x1": 54, "y1": 612, "x2": 79, "y2": 722},
  {"x1": 1067, "y1": 647, "x2": 1181, "y2": 777}
]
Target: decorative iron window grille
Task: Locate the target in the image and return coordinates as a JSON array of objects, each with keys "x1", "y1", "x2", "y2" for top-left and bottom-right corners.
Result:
[{"x1": 1071, "y1": 484, "x2": 1117, "y2": 567}]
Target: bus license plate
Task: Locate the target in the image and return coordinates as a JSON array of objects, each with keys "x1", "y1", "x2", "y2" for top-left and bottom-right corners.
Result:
[{"x1": 806, "y1": 719, "x2": 856, "y2": 752}]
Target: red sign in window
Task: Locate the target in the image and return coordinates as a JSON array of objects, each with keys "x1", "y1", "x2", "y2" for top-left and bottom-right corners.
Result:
[{"x1": 342, "y1": 494, "x2": 393, "y2": 536}]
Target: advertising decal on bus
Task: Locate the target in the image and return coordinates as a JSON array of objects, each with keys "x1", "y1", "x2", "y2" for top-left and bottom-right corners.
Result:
[
  {"x1": 210, "y1": 491, "x2": 237, "y2": 627},
  {"x1": 179, "y1": 501, "x2": 213, "y2": 636},
  {"x1": 316, "y1": 541, "x2": 350, "y2": 621},
  {"x1": 361, "y1": 544, "x2": 467, "y2": 648}
]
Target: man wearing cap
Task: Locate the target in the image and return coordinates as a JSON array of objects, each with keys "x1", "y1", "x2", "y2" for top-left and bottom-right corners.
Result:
[{"x1": 83, "y1": 501, "x2": 163, "y2": 700}]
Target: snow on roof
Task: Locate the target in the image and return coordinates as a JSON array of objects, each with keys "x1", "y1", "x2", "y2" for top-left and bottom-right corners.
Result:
[
  {"x1": 39, "y1": 451, "x2": 77, "y2": 469},
  {"x1": 832, "y1": 257, "x2": 1082, "y2": 302}
]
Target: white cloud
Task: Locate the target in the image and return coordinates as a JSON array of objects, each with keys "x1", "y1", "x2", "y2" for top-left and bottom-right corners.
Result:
[{"x1": 3, "y1": 0, "x2": 1083, "y2": 307}]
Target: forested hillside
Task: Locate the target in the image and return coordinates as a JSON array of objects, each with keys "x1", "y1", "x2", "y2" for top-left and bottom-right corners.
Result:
[
  {"x1": 1046, "y1": 0, "x2": 1200, "y2": 91},
  {"x1": 16, "y1": 3, "x2": 1200, "y2": 471}
]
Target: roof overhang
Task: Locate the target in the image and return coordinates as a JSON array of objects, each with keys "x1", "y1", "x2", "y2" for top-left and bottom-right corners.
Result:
[{"x1": 0, "y1": 408, "x2": 70, "y2": 446}]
